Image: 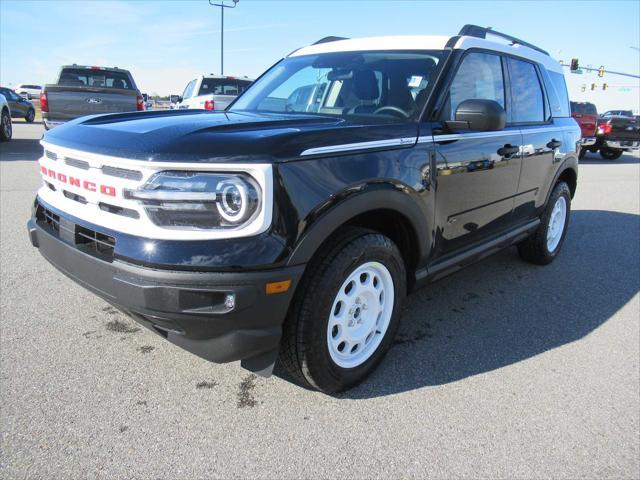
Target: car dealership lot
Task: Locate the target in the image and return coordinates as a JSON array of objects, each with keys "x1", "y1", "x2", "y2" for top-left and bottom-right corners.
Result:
[{"x1": 1, "y1": 123, "x2": 638, "y2": 479}]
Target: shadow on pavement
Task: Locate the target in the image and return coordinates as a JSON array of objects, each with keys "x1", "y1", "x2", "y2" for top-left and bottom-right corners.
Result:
[
  {"x1": 579, "y1": 151, "x2": 640, "y2": 165},
  {"x1": 276, "y1": 210, "x2": 640, "y2": 398},
  {"x1": 0, "y1": 138, "x2": 43, "y2": 161}
]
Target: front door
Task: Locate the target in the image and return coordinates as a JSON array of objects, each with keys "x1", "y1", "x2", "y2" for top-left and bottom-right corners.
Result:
[{"x1": 431, "y1": 51, "x2": 522, "y2": 257}]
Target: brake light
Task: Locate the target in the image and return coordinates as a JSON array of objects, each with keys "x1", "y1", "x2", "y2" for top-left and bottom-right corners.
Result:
[
  {"x1": 598, "y1": 121, "x2": 612, "y2": 135},
  {"x1": 39, "y1": 92, "x2": 49, "y2": 112},
  {"x1": 204, "y1": 99, "x2": 215, "y2": 110},
  {"x1": 136, "y1": 95, "x2": 145, "y2": 111}
]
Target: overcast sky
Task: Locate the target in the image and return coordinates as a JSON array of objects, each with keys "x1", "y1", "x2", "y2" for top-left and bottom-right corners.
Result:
[{"x1": 1, "y1": 0, "x2": 638, "y2": 112}]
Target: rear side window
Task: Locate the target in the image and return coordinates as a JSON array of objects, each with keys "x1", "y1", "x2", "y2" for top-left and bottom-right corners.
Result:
[
  {"x1": 546, "y1": 72, "x2": 570, "y2": 117},
  {"x1": 507, "y1": 58, "x2": 545, "y2": 123},
  {"x1": 58, "y1": 68, "x2": 134, "y2": 90},
  {"x1": 446, "y1": 52, "x2": 505, "y2": 120}
]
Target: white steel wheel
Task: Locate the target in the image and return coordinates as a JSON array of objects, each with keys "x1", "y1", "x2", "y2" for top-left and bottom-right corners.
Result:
[
  {"x1": 546, "y1": 196, "x2": 567, "y2": 252},
  {"x1": 327, "y1": 261, "x2": 394, "y2": 369}
]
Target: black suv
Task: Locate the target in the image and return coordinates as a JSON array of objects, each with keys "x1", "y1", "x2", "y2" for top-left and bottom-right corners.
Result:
[
  {"x1": 28, "y1": 26, "x2": 580, "y2": 393},
  {"x1": 0, "y1": 87, "x2": 36, "y2": 123}
]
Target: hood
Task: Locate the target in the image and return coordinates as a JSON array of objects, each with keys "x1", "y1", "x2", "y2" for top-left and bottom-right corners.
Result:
[{"x1": 42, "y1": 109, "x2": 418, "y2": 163}]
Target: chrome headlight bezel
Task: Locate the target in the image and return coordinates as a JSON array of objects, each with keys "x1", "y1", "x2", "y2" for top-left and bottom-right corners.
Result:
[{"x1": 124, "y1": 171, "x2": 263, "y2": 231}]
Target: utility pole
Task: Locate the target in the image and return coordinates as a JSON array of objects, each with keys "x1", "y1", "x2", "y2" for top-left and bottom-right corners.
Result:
[{"x1": 208, "y1": 0, "x2": 239, "y2": 75}]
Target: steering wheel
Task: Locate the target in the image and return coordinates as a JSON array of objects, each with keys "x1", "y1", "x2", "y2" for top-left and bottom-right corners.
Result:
[{"x1": 373, "y1": 105, "x2": 410, "y2": 119}]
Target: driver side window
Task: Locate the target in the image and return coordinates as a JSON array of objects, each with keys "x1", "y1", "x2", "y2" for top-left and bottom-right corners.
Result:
[
  {"x1": 443, "y1": 52, "x2": 505, "y2": 120},
  {"x1": 182, "y1": 80, "x2": 196, "y2": 99}
]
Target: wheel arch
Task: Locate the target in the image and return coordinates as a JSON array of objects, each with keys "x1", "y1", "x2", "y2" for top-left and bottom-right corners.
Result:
[
  {"x1": 286, "y1": 184, "x2": 430, "y2": 290},
  {"x1": 546, "y1": 157, "x2": 578, "y2": 205}
]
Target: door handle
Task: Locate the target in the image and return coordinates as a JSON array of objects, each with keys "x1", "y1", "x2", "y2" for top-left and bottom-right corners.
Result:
[
  {"x1": 497, "y1": 144, "x2": 520, "y2": 157},
  {"x1": 547, "y1": 139, "x2": 562, "y2": 149}
]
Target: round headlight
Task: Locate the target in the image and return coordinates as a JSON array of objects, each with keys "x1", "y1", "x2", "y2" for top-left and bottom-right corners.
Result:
[{"x1": 216, "y1": 179, "x2": 248, "y2": 223}]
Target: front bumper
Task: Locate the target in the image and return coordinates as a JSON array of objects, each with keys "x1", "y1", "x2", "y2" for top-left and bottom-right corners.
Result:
[
  {"x1": 27, "y1": 212, "x2": 305, "y2": 375},
  {"x1": 605, "y1": 139, "x2": 640, "y2": 150}
]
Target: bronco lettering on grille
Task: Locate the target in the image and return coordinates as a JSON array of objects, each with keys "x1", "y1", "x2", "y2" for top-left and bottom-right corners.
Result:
[{"x1": 40, "y1": 166, "x2": 117, "y2": 197}]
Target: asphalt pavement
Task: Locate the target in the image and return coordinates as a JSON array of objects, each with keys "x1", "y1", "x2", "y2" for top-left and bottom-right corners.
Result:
[{"x1": 1, "y1": 123, "x2": 639, "y2": 479}]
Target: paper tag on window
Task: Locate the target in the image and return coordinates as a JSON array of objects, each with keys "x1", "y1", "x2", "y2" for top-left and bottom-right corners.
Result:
[{"x1": 408, "y1": 76, "x2": 423, "y2": 87}]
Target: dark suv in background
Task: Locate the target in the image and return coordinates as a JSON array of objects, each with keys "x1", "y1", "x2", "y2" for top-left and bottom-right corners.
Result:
[{"x1": 0, "y1": 87, "x2": 36, "y2": 123}]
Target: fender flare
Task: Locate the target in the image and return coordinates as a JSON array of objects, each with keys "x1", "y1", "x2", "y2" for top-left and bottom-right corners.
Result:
[
  {"x1": 286, "y1": 183, "x2": 431, "y2": 266},
  {"x1": 544, "y1": 156, "x2": 578, "y2": 207}
]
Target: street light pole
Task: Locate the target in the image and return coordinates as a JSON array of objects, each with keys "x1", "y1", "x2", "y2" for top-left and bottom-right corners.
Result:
[{"x1": 209, "y1": 0, "x2": 239, "y2": 75}]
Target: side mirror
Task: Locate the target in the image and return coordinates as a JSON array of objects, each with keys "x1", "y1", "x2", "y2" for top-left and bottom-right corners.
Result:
[{"x1": 446, "y1": 99, "x2": 506, "y2": 132}]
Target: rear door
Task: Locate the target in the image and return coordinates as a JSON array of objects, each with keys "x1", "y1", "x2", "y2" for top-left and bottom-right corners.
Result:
[
  {"x1": 431, "y1": 51, "x2": 523, "y2": 256},
  {"x1": 507, "y1": 57, "x2": 560, "y2": 221}
]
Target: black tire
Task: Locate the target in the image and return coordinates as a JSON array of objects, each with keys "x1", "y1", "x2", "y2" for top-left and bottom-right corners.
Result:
[
  {"x1": 578, "y1": 148, "x2": 587, "y2": 160},
  {"x1": 0, "y1": 108, "x2": 11, "y2": 142},
  {"x1": 25, "y1": 109, "x2": 35, "y2": 123},
  {"x1": 279, "y1": 227, "x2": 406, "y2": 393},
  {"x1": 599, "y1": 148, "x2": 623, "y2": 160},
  {"x1": 518, "y1": 181, "x2": 571, "y2": 265}
]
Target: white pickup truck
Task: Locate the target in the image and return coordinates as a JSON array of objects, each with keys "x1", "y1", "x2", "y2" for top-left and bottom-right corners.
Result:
[{"x1": 173, "y1": 75, "x2": 252, "y2": 111}]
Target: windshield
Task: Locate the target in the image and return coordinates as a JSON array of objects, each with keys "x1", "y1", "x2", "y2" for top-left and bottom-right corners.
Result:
[{"x1": 230, "y1": 50, "x2": 443, "y2": 122}]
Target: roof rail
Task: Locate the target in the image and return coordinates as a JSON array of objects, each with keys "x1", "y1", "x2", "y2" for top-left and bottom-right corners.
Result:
[
  {"x1": 458, "y1": 24, "x2": 549, "y2": 56},
  {"x1": 312, "y1": 36, "x2": 348, "y2": 45}
]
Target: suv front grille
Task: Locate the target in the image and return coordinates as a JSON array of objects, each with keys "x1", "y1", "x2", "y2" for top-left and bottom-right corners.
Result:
[
  {"x1": 45, "y1": 150, "x2": 57, "y2": 161},
  {"x1": 36, "y1": 202, "x2": 116, "y2": 262},
  {"x1": 102, "y1": 165, "x2": 143, "y2": 181},
  {"x1": 75, "y1": 225, "x2": 115, "y2": 260},
  {"x1": 37, "y1": 205, "x2": 60, "y2": 233},
  {"x1": 65, "y1": 157, "x2": 90, "y2": 170}
]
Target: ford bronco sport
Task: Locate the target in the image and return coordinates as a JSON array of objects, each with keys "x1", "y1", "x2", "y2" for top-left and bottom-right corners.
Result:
[{"x1": 28, "y1": 25, "x2": 580, "y2": 393}]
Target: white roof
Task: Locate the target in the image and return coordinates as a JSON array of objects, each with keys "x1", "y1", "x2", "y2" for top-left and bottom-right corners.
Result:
[
  {"x1": 290, "y1": 34, "x2": 563, "y2": 74},
  {"x1": 291, "y1": 36, "x2": 450, "y2": 57},
  {"x1": 201, "y1": 74, "x2": 254, "y2": 80}
]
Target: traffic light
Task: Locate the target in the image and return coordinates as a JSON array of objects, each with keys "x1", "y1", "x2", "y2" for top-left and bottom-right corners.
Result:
[
  {"x1": 598, "y1": 65, "x2": 605, "y2": 77},
  {"x1": 570, "y1": 58, "x2": 579, "y2": 71},
  {"x1": 591, "y1": 83, "x2": 597, "y2": 91},
  {"x1": 602, "y1": 83, "x2": 608, "y2": 91}
]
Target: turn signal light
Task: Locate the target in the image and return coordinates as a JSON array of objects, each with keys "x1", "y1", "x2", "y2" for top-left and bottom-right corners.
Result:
[
  {"x1": 266, "y1": 280, "x2": 291, "y2": 295},
  {"x1": 136, "y1": 95, "x2": 145, "y2": 111}
]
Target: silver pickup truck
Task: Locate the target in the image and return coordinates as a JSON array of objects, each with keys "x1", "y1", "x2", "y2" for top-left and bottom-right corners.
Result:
[{"x1": 41, "y1": 65, "x2": 144, "y2": 130}]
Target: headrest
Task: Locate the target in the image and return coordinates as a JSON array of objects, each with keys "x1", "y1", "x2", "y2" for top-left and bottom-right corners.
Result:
[{"x1": 352, "y1": 70, "x2": 379, "y2": 101}]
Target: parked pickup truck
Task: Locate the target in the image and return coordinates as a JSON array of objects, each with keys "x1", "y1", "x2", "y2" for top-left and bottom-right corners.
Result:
[
  {"x1": 40, "y1": 65, "x2": 144, "y2": 130},
  {"x1": 173, "y1": 74, "x2": 253, "y2": 111},
  {"x1": 570, "y1": 101, "x2": 598, "y2": 159},
  {"x1": 590, "y1": 115, "x2": 640, "y2": 160},
  {"x1": 28, "y1": 25, "x2": 580, "y2": 393}
]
